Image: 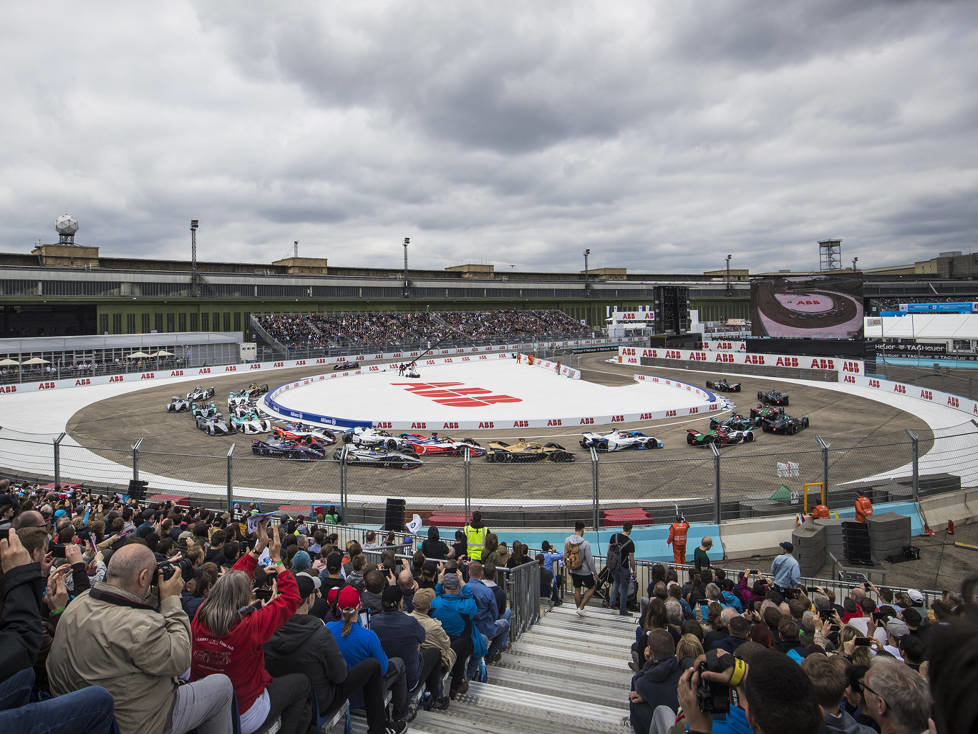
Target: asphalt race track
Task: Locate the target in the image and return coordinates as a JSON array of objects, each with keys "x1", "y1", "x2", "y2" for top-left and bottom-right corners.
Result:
[{"x1": 63, "y1": 352, "x2": 935, "y2": 505}]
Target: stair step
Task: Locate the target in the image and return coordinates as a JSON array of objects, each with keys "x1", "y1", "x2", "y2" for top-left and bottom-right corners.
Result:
[
  {"x1": 485, "y1": 665, "x2": 630, "y2": 710},
  {"x1": 492, "y1": 648, "x2": 634, "y2": 689},
  {"x1": 524, "y1": 623, "x2": 634, "y2": 650},
  {"x1": 509, "y1": 641, "x2": 633, "y2": 678}
]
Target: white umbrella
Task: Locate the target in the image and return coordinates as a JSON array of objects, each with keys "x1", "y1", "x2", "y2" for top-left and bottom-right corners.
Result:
[
  {"x1": 127, "y1": 351, "x2": 152, "y2": 359},
  {"x1": 21, "y1": 357, "x2": 50, "y2": 365},
  {"x1": 0, "y1": 358, "x2": 19, "y2": 366},
  {"x1": 152, "y1": 350, "x2": 174, "y2": 357}
]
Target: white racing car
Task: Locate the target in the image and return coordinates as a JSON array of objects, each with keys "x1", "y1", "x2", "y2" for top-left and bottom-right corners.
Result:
[
  {"x1": 346, "y1": 426, "x2": 414, "y2": 451},
  {"x1": 231, "y1": 412, "x2": 273, "y2": 434},
  {"x1": 580, "y1": 430, "x2": 664, "y2": 452},
  {"x1": 187, "y1": 386, "x2": 215, "y2": 401},
  {"x1": 167, "y1": 396, "x2": 193, "y2": 412}
]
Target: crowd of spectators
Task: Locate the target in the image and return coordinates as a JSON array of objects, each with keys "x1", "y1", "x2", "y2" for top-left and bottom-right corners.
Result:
[
  {"x1": 609, "y1": 533, "x2": 977, "y2": 734},
  {"x1": 0, "y1": 482, "x2": 523, "y2": 734},
  {"x1": 255, "y1": 309, "x2": 592, "y2": 352}
]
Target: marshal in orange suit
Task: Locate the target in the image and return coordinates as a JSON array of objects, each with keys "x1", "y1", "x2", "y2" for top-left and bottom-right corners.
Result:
[{"x1": 666, "y1": 514, "x2": 689, "y2": 564}]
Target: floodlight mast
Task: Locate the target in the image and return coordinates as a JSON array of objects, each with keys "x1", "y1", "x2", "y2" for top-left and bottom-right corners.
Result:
[
  {"x1": 190, "y1": 219, "x2": 199, "y2": 297},
  {"x1": 403, "y1": 237, "x2": 411, "y2": 298}
]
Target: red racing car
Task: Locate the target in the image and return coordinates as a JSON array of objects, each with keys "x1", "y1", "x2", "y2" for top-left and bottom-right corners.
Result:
[{"x1": 398, "y1": 433, "x2": 487, "y2": 457}]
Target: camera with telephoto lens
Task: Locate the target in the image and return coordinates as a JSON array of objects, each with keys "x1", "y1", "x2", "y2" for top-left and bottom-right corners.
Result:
[
  {"x1": 155, "y1": 558, "x2": 195, "y2": 584},
  {"x1": 696, "y1": 649, "x2": 732, "y2": 715}
]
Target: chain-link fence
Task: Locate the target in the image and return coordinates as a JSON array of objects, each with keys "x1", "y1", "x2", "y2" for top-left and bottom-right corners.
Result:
[{"x1": 3, "y1": 420, "x2": 974, "y2": 528}]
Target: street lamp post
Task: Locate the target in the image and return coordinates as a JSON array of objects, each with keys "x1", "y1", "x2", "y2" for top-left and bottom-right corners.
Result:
[
  {"x1": 190, "y1": 219, "x2": 199, "y2": 298},
  {"x1": 583, "y1": 249, "x2": 591, "y2": 296},
  {"x1": 402, "y1": 237, "x2": 411, "y2": 298},
  {"x1": 725, "y1": 254, "x2": 732, "y2": 295}
]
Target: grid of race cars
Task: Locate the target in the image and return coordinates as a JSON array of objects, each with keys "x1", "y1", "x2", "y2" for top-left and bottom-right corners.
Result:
[{"x1": 166, "y1": 375, "x2": 809, "y2": 467}]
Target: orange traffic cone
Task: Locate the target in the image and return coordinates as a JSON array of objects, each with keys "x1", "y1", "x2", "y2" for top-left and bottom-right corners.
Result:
[{"x1": 948, "y1": 519, "x2": 955, "y2": 535}]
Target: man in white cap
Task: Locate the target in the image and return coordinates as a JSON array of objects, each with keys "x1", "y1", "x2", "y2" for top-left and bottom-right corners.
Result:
[{"x1": 905, "y1": 588, "x2": 926, "y2": 618}]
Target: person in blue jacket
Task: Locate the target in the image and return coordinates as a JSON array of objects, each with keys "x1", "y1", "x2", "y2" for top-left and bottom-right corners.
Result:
[{"x1": 430, "y1": 567, "x2": 481, "y2": 697}]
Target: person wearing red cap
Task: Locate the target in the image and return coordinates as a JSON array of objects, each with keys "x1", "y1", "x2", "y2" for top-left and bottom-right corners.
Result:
[{"x1": 326, "y1": 586, "x2": 411, "y2": 732}]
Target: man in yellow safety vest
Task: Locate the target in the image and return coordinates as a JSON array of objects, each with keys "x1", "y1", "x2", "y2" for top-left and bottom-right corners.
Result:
[{"x1": 464, "y1": 511, "x2": 490, "y2": 561}]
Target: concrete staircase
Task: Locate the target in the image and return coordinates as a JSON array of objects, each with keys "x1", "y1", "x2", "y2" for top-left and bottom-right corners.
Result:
[{"x1": 355, "y1": 604, "x2": 637, "y2": 734}]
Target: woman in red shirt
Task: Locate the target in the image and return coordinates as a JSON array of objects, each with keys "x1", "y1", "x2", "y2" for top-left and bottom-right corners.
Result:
[{"x1": 191, "y1": 522, "x2": 309, "y2": 734}]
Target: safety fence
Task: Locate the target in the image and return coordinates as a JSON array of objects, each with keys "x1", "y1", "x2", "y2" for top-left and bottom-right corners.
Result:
[{"x1": 1, "y1": 422, "x2": 973, "y2": 530}]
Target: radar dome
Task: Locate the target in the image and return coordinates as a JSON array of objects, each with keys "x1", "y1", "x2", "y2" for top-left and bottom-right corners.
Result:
[{"x1": 55, "y1": 214, "x2": 79, "y2": 236}]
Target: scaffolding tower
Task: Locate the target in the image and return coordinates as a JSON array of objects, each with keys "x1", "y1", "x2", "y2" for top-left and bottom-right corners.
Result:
[{"x1": 819, "y1": 239, "x2": 842, "y2": 271}]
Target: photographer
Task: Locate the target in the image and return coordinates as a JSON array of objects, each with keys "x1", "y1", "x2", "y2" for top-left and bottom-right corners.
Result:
[
  {"x1": 675, "y1": 646, "x2": 822, "y2": 734},
  {"x1": 47, "y1": 541, "x2": 234, "y2": 734}
]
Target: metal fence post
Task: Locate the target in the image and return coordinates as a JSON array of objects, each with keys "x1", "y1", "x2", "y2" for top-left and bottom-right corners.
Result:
[
  {"x1": 463, "y1": 447, "x2": 471, "y2": 522},
  {"x1": 53, "y1": 432, "x2": 66, "y2": 489},
  {"x1": 711, "y1": 442, "x2": 721, "y2": 524},
  {"x1": 590, "y1": 446, "x2": 600, "y2": 530},
  {"x1": 226, "y1": 444, "x2": 235, "y2": 512},
  {"x1": 816, "y1": 435, "x2": 830, "y2": 500},
  {"x1": 131, "y1": 437, "x2": 144, "y2": 482},
  {"x1": 339, "y1": 444, "x2": 348, "y2": 520},
  {"x1": 906, "y1": 429, "x2": 919, "y2": 503}
]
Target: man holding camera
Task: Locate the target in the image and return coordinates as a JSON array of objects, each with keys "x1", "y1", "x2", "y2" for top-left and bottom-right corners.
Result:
[{"x1": 47, "y1": 543, "x2": 235, "y2": 734}]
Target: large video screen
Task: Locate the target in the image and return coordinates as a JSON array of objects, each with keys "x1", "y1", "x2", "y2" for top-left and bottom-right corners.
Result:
[{"x1": 751, "y1": 275, "x2": 864, "y2": 339}]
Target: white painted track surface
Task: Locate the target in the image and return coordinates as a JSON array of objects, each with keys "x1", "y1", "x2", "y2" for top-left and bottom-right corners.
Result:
[
  {"x1": 1, "y1": 363, "x2": 976, "y2": 504},
  {"x1": 273, "y1": 361, "x2": 704, "y2": 424}
]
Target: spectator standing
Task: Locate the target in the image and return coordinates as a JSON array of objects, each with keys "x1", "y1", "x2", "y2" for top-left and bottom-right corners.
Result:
[
  {"x1": 539, "y1": 540, "x2": 563, "y2": 605},
  {"x1": 463, "y1": 512, "x2": 489, "y2": 561},
  {"x1": 694, "y1": 537, "x2": 713, "y2": 574},
  {"x1": 771, "y1": 541, "x2": 800, "y2": 591},
  {"x1": 191, "y1": 524, "x2": 309, "y2": 734},
  {"x1": 564, "y1": 521, "x2": 598, "y2": 615},
  {"x1": 430, "y1": 569, "x2": 479, "y2": 698},
  {"x1": 608, "y1": 522, "x2": 636, "y2": 617},
  {"x1": 421, "y1": 526, "x2": 449, "y2": 559},
  {"x1": 47, "y1": 542, "x2": 234, "y2": 734}
]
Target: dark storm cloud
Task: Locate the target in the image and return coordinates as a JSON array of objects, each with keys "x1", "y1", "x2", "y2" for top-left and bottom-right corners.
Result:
[{"x1": 0, "y1": 1, "x2": 975, "y2": 274}]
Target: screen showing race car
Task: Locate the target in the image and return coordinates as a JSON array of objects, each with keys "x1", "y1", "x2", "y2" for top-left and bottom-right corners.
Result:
[{"x1": 751, "y1": 275, "x2": 864, "y2": 339}]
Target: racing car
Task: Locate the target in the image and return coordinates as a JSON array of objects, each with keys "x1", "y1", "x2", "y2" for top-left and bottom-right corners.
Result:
[
  {"x1": 347, "y1": 427, "x2": 414, "y2": 452},
  {"x1": 229, "y1": 402, "x2": 260, "y2": 418},
  {"x1": 757, "y1": 389, "x2": 789, "y2": 406},
  {"x1": 709, "y1": 413, "x2": 759, "y2": 431},
  {"x1": 186, "y1": 386, "x2": 215, "y2": 401},
  {"x1": 231, "y1": 413, "x2": 273, "y2": 435},
  {"x1": 191, "y1": 402, "x2": 219, "y2": 419},
  {"x1": 761, "y1": 412, "x2": 810, "y2": 435},
  {"x1": 271, "y1": 423, "x2": 338, "y2": 446},
  {"x1": 227, "y1": 391, "x2": 252, "y2": 410},
  {"x1": 197, "y1": 413, "x2": 236, "y2": 436},
  {"x1": 252, "y1": 439, "x2": 325, "y2": 460},
  {"x1": 705, "y1": 378, "x2": 741, "y2": 393},
  {"x1": 485, "y1": 440, "x2": 575, "y2": 463},
  {"x1": 579, "y1": 430, "x2": 663, "y2": 452},
  {"x1": 167, "y1": 396, "x2": 193, "y2": 412},
  {"x1": 686, "y1": 426, "x2": 754, "y2": 447},
  {"x1": 749, "y1": 405, "x2": 783, "y2": 422},
  {"x1": 333, "y1": 361, "x2": 359, "y2": 371},
  {"x1": 333, "y1": 446, "x2": 423, "y2": 469},
  {"x1": 398, "y1": 433, "x2": 486, "y2": 457}
]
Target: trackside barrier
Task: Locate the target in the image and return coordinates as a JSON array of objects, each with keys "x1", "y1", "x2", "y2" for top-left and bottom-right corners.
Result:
[
  {"x1": 845, "y1": 374, "x2": 978, "y2": 419},
  {"x1": 0, "y1": 337, "x2": 643, "y2": 398},
  {"x1": 699, "y1": 340, "x2": 748, "y2": 352},
  {"x1": 618, "y1": 346, "x2": 865, "y2": 376}
]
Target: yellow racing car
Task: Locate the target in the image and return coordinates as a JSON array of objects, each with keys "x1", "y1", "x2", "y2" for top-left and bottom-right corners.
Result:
[{"x1": 485, "y1": 439, "x2": 575, "y2": 463}]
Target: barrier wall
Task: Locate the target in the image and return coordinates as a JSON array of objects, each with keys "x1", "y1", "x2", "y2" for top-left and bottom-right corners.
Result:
[
  {"x1": 618, "y1": 346, "x2": 865, "y2": 375},
  {"x1": 700, "y1": 339, "x2": 748, "y2": 352},
  {"x1": 261, "y1": 354, "x2": 722, "y2": 431},
  {"x1": 844, "y1": 374, "x2": 978, "y2": 419},
  {"x1": 0, "y1": 337, "x2": 639, "y2": 398}
]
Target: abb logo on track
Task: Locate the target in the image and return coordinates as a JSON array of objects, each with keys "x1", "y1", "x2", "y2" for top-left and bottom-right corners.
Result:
[{"x1": 391, "y1": 381, "x2": 522, "y2": 408}]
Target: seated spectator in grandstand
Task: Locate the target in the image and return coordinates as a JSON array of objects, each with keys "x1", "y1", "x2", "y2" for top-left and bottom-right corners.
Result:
[
  {"x1": 361, "y1": 568, "x2": 387, "y2": 615},
  {"x1": 859, "y1": 657, "x2": 930, "y2": 734},
  {"x1": 801, "y1": 654, "x2": 876, "y2": 734},
  {"x1": 481, "y1": 561, "x2": 508, "y2": 615},
  {"x1": 1, "y1": 528, "x2": 116, "y2": 734},
  {"x1": 397, "y1": 569, "x2": 418, "y2": 612},
  {"x1": 421, "y1": 526, "x2": 449, "y2": 559},
  {"x1": 483, "y1": 538, "x2": 510, "y2": 569},
  {"x1": 776, "y1": 618, "x2": 811, "y2": 660},
  {"x1": 326, "y1": 586, "x2": 411, "y2": 730},
  {"x1": 264, "y1": 574, "x2": 395, "y2": 734},
  {"x1": 842, "y1": 596, "x2": 864, "y2": 624},
  {"x1": 675, "y1": 633, "x2": 704, "y2": 671},
  {"x1": 710, "y1": 612, "x2": 750, "y2": 654},
  {"x1": 505, "y1": 540, "x2": 531, "y2": 569},
  {"x1": 319, "y1": 551, "x2": 345, "y2": 591},
  {"x1": 677, "y1": 645, "x2": 822, "y2": 734},
  {"x1": 466, "y1": 561, "x2": 512, "y2": 664},
  {"x1": 190, "y1": 524, "x2": 310, "y2": 734},
  {"x1": 928, "y1": 588, "x2": 978, "y2": 734},
  {"x1": 736, "y1": 571, "x2": 769, "y2": 610},
  {"x1": 628, "y1": 629, "x2": 682, "y2": 734},
  {"x1": 430, "y1": 567, "x2": 479, "y2": 698},
  {"x1": 47, "y1": 541, "x2": 234, "y2": 734}
]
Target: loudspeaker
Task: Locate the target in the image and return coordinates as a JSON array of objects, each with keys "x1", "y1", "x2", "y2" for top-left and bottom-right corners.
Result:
[
  {"x1": 128, "y1": 479, "x2": 149, "y2": 502},
  {"x1": 653, "y1": 287, "x2": 690, "y2": 335},
  {"x1": 384, "y1": 498, "x2": 406, "y2": 531}
]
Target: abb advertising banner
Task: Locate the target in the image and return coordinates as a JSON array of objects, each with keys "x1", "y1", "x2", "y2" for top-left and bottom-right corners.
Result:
[
  {"x1": 700, "y1": 340, "x2": 748, "y2": 352},
  {"x1": 0, "y1": 337, "x2": 640, "y2": 398},
  {"x1": 844, "y1": 375, "x2": 978, "y2": 418},
  {"x1": 617, "y1": 346, "x2": 864, "y2": 376}
]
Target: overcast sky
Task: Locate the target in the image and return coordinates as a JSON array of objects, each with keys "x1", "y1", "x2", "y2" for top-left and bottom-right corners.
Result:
[{"x1": 1, "y1": 1, "x2": 976, "y2": 275}]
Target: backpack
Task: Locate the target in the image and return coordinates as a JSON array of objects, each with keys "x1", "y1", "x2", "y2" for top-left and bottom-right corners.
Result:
[
  {"x1": 606, "y1": 535, "x2": 622, "y2": 570},
  {"x1": 565, "y1": 540, "x2": 583, "y2": 571}
]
